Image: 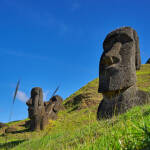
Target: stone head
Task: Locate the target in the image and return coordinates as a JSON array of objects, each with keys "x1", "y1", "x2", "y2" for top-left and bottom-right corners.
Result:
[
  {"x1": 30, "y1": 87, "x2": 43, "y2": 106},
  {"x1": 45, "y1": 95, "x2": 64, "y2": 115},
  {"x1": 26, "y1": 87, "x2": 44, "y2": 119},
  {"x1": 98, "y1": 27, "x2": 141, "y2": 93}
]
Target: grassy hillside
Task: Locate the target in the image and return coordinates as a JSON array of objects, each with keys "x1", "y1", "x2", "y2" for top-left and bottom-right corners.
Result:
[
  {"x1": 0, "y1": 64, "x2": 150, "y2": 150},
  {"x1": 63, "y1": 78, "x2": 101, "y2": 111},
  {"x1": 64, "y1": 64, "x2": 150, "y2": 110}
]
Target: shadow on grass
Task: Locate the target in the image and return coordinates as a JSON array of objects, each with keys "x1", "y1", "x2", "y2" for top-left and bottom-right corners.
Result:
[
  {"x1": 67, "y1": 106, "x2": 79, "y2": 113},
  {"x1": 0, "y1": 128, "x2": 31, "y2": 137},
  {"x1": 125, "y1": 123, "x2": 150, "y2": 150},
  {"x1": 143, "y1": 109, "x2": 150, "y2": 116},
  {"x1": 10, "y1": 128, "x2": 31, "y2": 134},
  {"x1": 19, "y1": 120, "x2": 30, "y2": 128},
  {"x1": 140, "y1": 125, "x2": 150, "y2": 150},
  {"x1": 0, "y1": 139, "x2": 26, "y2": 149}
]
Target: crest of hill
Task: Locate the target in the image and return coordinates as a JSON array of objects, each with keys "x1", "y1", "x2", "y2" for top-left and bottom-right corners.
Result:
[
  {"x1": 63, "y1": 78, "x2": 102, "y2": 110},
  {"x1": 64, "y1": 64, "x2": 150, "y2": 110}
]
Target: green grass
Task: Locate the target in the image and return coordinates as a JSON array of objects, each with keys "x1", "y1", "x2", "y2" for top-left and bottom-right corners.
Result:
[
  {"x1": 136, "y1": 64, "x2": 150, "y2": 92},
  {"x1": 0, "y1": 64, "x2": 150, "y2": 150},
  {"x1": 11, "y1": 105, "x2": 150, "y2": 150}
]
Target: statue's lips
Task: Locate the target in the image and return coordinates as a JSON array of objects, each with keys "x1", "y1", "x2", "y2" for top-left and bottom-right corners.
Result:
[
  {"x1": 105, "y1": 63, "x2": 118, "y2": 70},
  {"x1": 101, "y1": 55, "x2": 120, "y2": 70}
]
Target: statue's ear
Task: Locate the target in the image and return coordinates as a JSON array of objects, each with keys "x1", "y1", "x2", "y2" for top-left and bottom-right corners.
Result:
[
  {"x1": 133, "y1": 30, "x2": 141, "y2": 70},
  {"x1": 26, "y1": 98, "x2": 32, "y2": 106}
]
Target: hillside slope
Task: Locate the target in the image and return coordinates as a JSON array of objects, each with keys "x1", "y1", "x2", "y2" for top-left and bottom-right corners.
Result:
[
  {"x1": 0, "y1": 64, "x2": 150, "y2": 150},
  {"x1": 63, "y1": 78, "x2": 102, "y2": 111},
  {"x1": 64, "y1": 64, "x2": 150, "y2": 110}
]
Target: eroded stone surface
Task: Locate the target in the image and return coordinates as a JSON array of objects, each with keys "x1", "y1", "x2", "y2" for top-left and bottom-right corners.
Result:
[
  {"x1": 97, "y1": 27, "x2": 149, "y2": 119},
  {"x1": 45, "y1": 95, "x2": 64, "y2": 120},
  {"x1": 98, "y1": 27, "x2": 141, "y2": 93}
]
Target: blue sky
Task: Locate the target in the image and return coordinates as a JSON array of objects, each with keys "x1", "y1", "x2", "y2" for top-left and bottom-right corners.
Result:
[{"x1": 0, "y1": 0, "x2": 150, "y2": 123}]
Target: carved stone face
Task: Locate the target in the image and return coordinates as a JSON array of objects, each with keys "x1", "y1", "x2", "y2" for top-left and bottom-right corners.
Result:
[
  {"x1": 26, "y1": 87, "x2": 44, "y2": 119},
  {"x1": 31, "y1": 87, "x2": 43, "y2": 107},
  {"x1": 98, "y1": 27, "x2": 141, "y2": 93}
]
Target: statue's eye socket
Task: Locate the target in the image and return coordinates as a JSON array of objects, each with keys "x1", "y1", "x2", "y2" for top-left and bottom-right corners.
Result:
[
  {"x1": 103, "y1": 34, "x2": 133, "y2": 51},
  {"x1": 103, "y1": 40, "x2": 114, "y2": 52},
  {"x1": 118, "y1": 34, "x2": 133, "y2": 44}
]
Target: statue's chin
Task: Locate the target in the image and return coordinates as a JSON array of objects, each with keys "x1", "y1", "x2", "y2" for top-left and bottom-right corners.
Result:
[
  {"x1": 99, "y1": 68, "x2": 135, "y2": 92},
  {"x1": 100, "y1": 67, "x2": 119, "y2": 79},
  {"x1": 106, "y1": 67, "x2": 119, "y2": 75},
  {"x1": 103, "y1": 88, "x2": 128, "y2": 99}
]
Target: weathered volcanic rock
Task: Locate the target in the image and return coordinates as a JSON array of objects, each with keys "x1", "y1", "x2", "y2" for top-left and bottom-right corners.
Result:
[
  {"x1": 26, "y1": 88, "x2": 64, "y2": 131},
  {"x1": 5, "y1": 127, "x2": 17, "y2": 133},
  {"x1": 146, "y1": 58, "x2": 150, "y2": 64},
  {"x1": 98, "y1": 27, "x2": 141, "y2": 93},
  {"x1": 97, "y1": 86, "x2": 150, "y2": 118},
  {"x1": 97, "y1": 27, "x2": 149, "y2": 119},
  {"x1": 0, "y1": 122, "x2": 8, "y2": 128},
  {"x1": 64, "y1": 93, "x2": 100, "y2": 110}
]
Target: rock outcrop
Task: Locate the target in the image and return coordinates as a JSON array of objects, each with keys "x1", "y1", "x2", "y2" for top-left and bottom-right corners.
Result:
[
  {"x1": 26, "y1": 87, "x2": 64, "y2": 131},
  {"x1": 0, "y1": 122, "x2": 8, "y2": 128},
  {"x1": 5, "y1": 127, "x2": 17, "y2": 133},
  {"x1": 97, "y1": 27, "x2": 150, "y2": 119}
]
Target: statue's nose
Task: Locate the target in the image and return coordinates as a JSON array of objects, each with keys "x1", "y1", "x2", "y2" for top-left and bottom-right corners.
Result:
[
  {"x1": 102, "y1": 42, "x2": 121, "y2": 65},
  {"x1": 102, "y1": 56, "x2": 113, "y2": 65},
  {"x1": 105, "y1": 42, "x2": 122, "y2": 57}
]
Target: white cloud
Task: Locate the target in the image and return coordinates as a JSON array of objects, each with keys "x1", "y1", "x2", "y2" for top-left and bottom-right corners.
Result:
[
  {"x1": 16, "y1": 90, "x2": 50, "y2": 102},
  {"x1": 16, "y1": 91, "x2": 29, "y2": 102},
  {"x1": 43, "y1": 90, "x2": 50, "y2": 101}
]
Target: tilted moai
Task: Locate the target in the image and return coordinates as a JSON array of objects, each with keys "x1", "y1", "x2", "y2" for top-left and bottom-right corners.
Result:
[
  {"x1": 26, "y1": 87, "x2": 64, "y2": 131},
  {"x1": 44, "y1": 95, "x2": 64, "y2": 120},
  {"x1": 97, "y1": 27, "x2": 150, "y2": 119}
]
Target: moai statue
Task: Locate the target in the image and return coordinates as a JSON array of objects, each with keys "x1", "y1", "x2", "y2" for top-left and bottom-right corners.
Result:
[
  {"x1": 44, "y1": 95, "x2": 64, "y2": 120},
  {"x1": 26, "y1": 88, "x2": 64, "y2": 131},
  {"x1": 26, "y1": 87, "x2": 47, "y2": 131},
  {"x1": 97, "y1": 27, "x2": 150, "y2": 119}
]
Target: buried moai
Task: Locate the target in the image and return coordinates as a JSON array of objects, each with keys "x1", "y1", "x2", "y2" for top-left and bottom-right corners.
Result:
[
  {"x1": 26, "y1": 87, "x2": 64, "y2": 131},
  {"x1": 97, "y1": 27, "x2": 150, "y2": 119}
]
